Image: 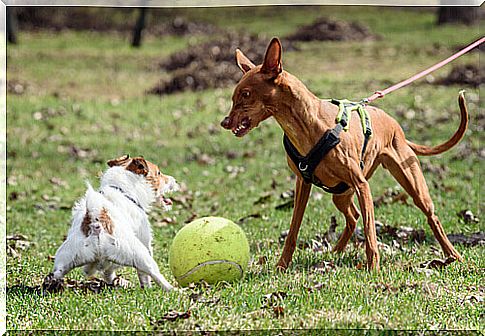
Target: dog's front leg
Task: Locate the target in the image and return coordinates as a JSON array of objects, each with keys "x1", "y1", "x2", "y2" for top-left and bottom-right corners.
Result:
[
  {"x1": 135, "y1": 230, "x2": 154, "y2": 288},
  {"x1": 354, "y1": 180, "x2": 380, "y2": 271},
  {"x1": 137, "y1": 271, "x2": 152, "y2": 288},
  {"x1": 277, "y1": 176, "x2": 312, "y2": 271}
]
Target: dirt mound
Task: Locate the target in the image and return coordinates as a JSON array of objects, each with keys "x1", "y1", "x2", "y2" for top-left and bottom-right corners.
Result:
[
  {"x1": 454, "y1": 42, "x2": 484, "y2": 53},
  {"x1": 7, "y1": 79, "x2": 28, "y2": 95},
  {"x1": 286, "y1": 17, "x2": 377, "y2": 42},
  {"x1": 437, "y1": 64, "x2": 483, "y2": 87},
  {"x1": 149, "y1": 61, "x2": 240, "y2": 95},
  {"x1": 149, "y1": 32, "x2": 297, "y2": 95},
  {"x1": 160, "y1": 32, "x2": 296, "y2": 71}
]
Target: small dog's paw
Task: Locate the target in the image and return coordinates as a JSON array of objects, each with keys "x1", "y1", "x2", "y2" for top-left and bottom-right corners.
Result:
[
  {"x1": 163, "y1": 284, "x2": 176, "y2": 292},
  {"x1": 42, "y1": 273, "x2": 64, "y2": 293}
]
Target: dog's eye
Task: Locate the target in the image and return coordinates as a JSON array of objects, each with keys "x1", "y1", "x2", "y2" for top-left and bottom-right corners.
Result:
[
  {"x1": 157, "y1": 171, "x2": 161, "y2": 175},
  {"x1": 241, "y1": 91, "x2": 250, "y2": 99}
]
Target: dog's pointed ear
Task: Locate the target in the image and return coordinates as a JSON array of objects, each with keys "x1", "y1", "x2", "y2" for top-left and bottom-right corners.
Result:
[
  {"x1": 107, "y1": 154, "x2": 130, "y2": 167},
  {"x1": 126, "y1": 157, "x2": 149, "y2": 176},
  {"x1": 235, "y1": 49, "x2": 255, "y2": 74},
  {"x1": 261, "y1": 37, "x2": 282, "y2": 78}
]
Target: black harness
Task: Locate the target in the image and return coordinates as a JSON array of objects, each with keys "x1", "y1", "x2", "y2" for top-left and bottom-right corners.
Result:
[
  {"x1": 283, "y1": 99, "x2": 372, "y2": 194},
  {"x1": 99, "y1": 185, "x2": 145, "y2": 212}
]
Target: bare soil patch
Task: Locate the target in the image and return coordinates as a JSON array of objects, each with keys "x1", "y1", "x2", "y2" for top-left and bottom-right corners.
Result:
[
  {"x1": 148, "y1": 32, "x2": 297, "y2": 95},
  {"x1": 436, "y1": 64, "x2": 484, "y2": 88},
  {"x1": 286, "y1": 17, "x2": 377, "y2": 42}
]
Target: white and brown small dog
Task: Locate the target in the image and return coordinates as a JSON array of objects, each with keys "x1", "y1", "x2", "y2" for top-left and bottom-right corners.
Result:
[{"x1": 51, "y1": 155, "x2": 179, "y2": 291}]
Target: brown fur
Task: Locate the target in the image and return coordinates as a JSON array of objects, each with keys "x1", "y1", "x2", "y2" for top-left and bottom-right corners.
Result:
[
  {"x1": 99, "y1": 208, "x2": 114, "y2": 235},
  {"x1": 81, "y1": 210, "x2": 91, "y2": 237},
  {"x1": 221, "y1": 38, "x2": 468, "y2": 271},
  {"x1": 107, "y1": 155, "x2": 169, "y2": 196},
  {"x1": 81, "y1": 208, "x2": 114, "y2": 237}
]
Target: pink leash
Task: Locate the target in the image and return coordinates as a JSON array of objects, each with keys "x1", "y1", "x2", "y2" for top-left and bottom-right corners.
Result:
[{"x1": 364, "y1": 36, "x2": 485, "y2": 104}]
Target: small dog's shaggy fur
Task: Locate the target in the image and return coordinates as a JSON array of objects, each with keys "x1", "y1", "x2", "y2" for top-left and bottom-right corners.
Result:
[{"x1": 51, "y1": 155, "x2": 179, "y2": 291}]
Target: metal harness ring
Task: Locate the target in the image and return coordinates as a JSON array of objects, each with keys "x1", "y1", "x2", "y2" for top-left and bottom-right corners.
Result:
[{"x1": 298, "y1": 162, "x2": 308, "y2": 172}]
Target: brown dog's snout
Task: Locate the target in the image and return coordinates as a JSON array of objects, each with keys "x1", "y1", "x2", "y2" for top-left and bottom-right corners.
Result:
[{"x1": 220, "y1": 116, "x2": 232, "y2": 129}]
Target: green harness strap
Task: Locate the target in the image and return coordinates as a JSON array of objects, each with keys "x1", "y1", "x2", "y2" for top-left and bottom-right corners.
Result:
[{"x1": 326, "y1": 99, "x2": 373, "y2": 169}]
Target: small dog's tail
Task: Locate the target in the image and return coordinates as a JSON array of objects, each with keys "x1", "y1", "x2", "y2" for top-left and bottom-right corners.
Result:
[
  {"x1": 406, "y1": 92, "x2": 468, "y2": 156},
  {"x1": 84, "y1": 183, "x2": 106, "y2": 213},
  {"x1": 82, "y1": 184, "x2": 114, "y2": 236}
]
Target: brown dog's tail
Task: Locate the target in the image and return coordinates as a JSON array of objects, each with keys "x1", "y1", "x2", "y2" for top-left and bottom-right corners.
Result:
[{"x1": 407, "y1": 92, "x2": 468, "y2": 156}]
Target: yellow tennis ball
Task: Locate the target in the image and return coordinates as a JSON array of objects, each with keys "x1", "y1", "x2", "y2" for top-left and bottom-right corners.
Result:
[{"x1": 169, "y1": 217, "x2": 250, "y2": 287}]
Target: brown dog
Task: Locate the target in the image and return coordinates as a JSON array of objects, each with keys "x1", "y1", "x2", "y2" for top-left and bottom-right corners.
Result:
[{"x1": 221, "y1": 38, "x2": 468, "y2": 271}]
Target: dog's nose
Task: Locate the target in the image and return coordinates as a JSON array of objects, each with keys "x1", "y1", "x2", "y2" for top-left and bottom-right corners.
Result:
[
  {"x1": 220, "y1": 116, "x2": 231, "y2": 129},
  {"x1": 169, "y1": 177, "x2": 180, "y2": 192}
]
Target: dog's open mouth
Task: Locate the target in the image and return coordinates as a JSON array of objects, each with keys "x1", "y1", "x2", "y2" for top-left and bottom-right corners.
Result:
[
  {"x1": 161, "y1": 195, "x2": 173, "y2": 207},
  {"x1": 232, "y1": 117, "x2": 251, "y2": 137}
]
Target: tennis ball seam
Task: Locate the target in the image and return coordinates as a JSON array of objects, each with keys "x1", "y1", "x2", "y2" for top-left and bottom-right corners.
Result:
[{"x1": 177, "y1": 260, "x2": 244, "y2": 281}]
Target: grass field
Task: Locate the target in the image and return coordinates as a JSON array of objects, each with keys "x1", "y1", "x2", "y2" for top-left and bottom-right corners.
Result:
[{"x1": 6, "y1": 6, "x2": 484, "y2": 332}]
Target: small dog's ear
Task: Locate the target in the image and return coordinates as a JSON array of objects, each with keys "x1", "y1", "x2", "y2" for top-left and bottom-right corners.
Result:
[
  {"x1": 126, "y1": 157, "x2": 149, "y2": 176},
  {"x1": 235, "y1": 49, "x2": 255, "y2": 74},
  {"x1": 261, "y1": 37, "x2": 283, "y2": 78},
  {"x1": 107, "y1": 154, "x2": 130, "y2": 167}
]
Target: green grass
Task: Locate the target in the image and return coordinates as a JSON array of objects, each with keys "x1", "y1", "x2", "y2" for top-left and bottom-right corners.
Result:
[{"x1": 6, "y1": 6, "x2": 484, "y2": 332}]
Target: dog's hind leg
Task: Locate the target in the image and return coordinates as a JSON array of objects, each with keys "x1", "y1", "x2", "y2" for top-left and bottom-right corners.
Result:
[
  {"x1": 382, "y1": 145, "x2": 462, "y2": 261},
  {"x1": 105, "y1": 238, "x2": 173, "y2": 291},
  {"x1": 102, "y1": 263, "x2": 119, "y2": 284},
  {"x1": 332, "y1": 193, "x2": 360, "y2": 252},
  {"x1": 53, "y1": 239, "x2": 94, "y2": 279},
  {"x1": 83, "y1": 263, "x2": 97, "y2": 279},
  {"x1": 353, "y1": 178, "x2": 380, "y2": 271}
]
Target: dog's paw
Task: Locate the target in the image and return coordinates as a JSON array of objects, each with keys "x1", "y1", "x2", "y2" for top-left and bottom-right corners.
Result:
[
  {"x1": 42, "y1": 273, "x2": 65, "y2": 293},
  {"x1": 275, "y1": 260, "x2": 290, "y2": 272}
]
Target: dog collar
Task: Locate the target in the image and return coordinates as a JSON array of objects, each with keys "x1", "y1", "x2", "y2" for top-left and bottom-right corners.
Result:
[
  {"x1": 102, "y1": 185, "x2": 145, "y2": 212},
  {"x1": 283, "y1": 99, "x2": 372, "y2": 194}
]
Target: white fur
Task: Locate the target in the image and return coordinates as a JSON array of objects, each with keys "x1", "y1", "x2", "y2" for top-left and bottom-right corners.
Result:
[{"x1": 52, "y1": 166, "x2": 179, "y2": 291}]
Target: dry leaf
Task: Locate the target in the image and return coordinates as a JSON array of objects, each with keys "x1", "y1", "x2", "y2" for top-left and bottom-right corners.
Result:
[
  {"x1": 49, "y1": 177, "x2": 68, "y2": 188},
  {"x1": 419, "y1": 256, "x2": 456, "y2": 270},
  {"x1": 238, "y1": 213, "x2": 262, "y2": 224},
  {"x1": 280, "y1": 189, "x2": 294, "y2": 199},
  {"x1": 457, "y1": 210, "x2": 479, "y2": 224},
  {"x1": 275, "y1": 200, "x2": 294, "y2": 210},
  {"x1": 254, "y1": 192, "x2": 272, "y2": 205},
  {"x1": 262, "y1": 291, "x2": 288, "y2": 308},
  {"x1": 374, "y1": 187, "x2": 409, "y2": 208},
  {"x1": 311, "y1": 260, "x2": 336, "y2": 274},
  {"x1": 461, "y1": 295, "x2": 484, "y2": 305},
  {"x1": 156, "y1": 310, "x2": 191, "y2": 323},
  {"x1": 7, "y1": 234, "x2": 32, "y2": 256},
  {"x1": 306, "y1": 282, "x2": 326, "y2": 292}
]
